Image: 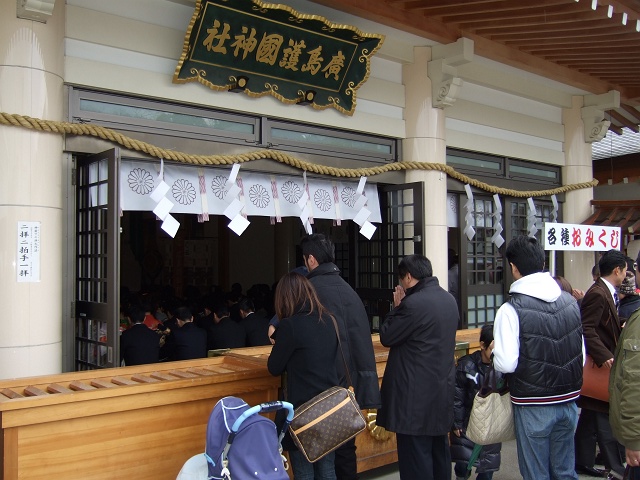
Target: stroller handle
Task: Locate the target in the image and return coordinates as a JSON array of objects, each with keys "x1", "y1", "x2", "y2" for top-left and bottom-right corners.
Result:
[{"x1": 230, "y1": 401, "x2": 294, "y2": 433}]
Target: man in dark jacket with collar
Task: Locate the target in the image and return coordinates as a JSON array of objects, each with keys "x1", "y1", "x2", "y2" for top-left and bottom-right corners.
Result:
[
  {"x1": 120, "y1": 306, "x2": 160, "y2": 366},
  {"x1": 377, "y1": 254, "x2": 458, "y2": 480},
  {"x1": 166, "y1": 306, "x2": 207, "y2": 361},
  {"x1": 301, "y1": 233, "x2": 382, "y2": 480},
  {"x1": 575, "y1": 249, "x2": 627, "y2": 477}
]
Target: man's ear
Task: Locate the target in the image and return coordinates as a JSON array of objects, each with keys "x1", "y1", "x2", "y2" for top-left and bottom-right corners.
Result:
[{"x1": 307, "y1": 254, "x2": 317, "y2": 268}]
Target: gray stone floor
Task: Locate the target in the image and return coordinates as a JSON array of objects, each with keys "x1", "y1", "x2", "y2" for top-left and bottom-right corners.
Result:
[{"x1": 359, "y1": 438, "x2": 609, "y2": 480}]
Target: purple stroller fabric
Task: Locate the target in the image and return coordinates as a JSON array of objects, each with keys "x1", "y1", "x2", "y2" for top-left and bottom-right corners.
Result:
[{"x1": 205, "y1": 396, "x2": 289, "y2": 480}]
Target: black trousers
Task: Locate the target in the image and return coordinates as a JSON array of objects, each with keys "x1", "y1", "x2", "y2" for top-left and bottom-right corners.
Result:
[
  {"x1": 335, "y1": 437, "x2": 358, "y2": 480},
  {"x1": 574, "y1": 408, "x2": 625, "y2": 476},
  {"x1": 396, "y1": 433, "x2": 451, "y2": 480}
]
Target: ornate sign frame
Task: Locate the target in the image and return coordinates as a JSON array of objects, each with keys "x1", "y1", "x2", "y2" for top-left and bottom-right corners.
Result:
[{"x1": 173, "y1": 0, "x2": 385, "y2": 115}]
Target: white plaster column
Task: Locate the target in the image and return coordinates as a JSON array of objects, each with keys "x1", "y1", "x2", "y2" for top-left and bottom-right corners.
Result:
[
  {"x1": 0, "y1": 0, "x2": 65, "y2": 378},
  {"x1": 562, "y1": 95, "x2": 596, "y2": 292},
  {"x1": 402, "y1": 46, "x2": 448, "y2": 282}
]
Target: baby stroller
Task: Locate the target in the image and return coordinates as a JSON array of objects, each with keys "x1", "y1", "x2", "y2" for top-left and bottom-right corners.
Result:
[{"x1": 179, "y1": 396, "x2": 294, "y2": 480}]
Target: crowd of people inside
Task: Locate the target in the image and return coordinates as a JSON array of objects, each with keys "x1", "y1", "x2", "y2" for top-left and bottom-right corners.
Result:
[
  {"x1": 119, "y1": 232, "x2": 640, "y2": 480},
  {"x1": 119, "y1": 280, "x2": 274, "y2": 366}
]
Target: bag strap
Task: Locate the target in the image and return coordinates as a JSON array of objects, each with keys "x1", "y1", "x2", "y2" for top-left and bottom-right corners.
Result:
[
  {"x1": 330, "y1": 316, "x2": 355, "y2": 388},
  {"x1": 478, "y1": 360, "x2": 504, "y2": 397}
]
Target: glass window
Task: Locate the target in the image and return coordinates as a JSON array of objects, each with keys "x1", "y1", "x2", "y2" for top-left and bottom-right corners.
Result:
[
  {"x1": 271, "y1": 128, "x2": 392, "y2": 154},
  {"x1": 267, "y1": 120, "x2": 397, "y2": 163},
  {"x1": 509, "y1": 164, "x2": 558, "y2": 180},
  {"x1": 71, "y1": 88, "x2": 398, "y2": 164},
  {"x1": 80, "y1": 99, "x2": 255, "y2": 134},
  {"x1": 447, "y1": 155, "x2": 502, "y2": 171}
]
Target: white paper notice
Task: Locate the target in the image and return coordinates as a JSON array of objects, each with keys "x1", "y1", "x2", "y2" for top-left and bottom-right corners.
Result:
[
  {"x1": 223, "y1": 198, "x2": 244, "y2": 220},
  {"x1": 17, "y1": 221, "x2": 41, "y2": 282},
  {"x1": 150, "y1": 180, "x2": 170, "y2": 202},
  {"x1": 228, "y1": 214, "x2": 250, "y2": 236},
  {"x1": 360, "y1": 221, "x2": 376, "y2": 239},
  {"x1": 304, "y1": 219, "x2": 313, "y2": 235},
  {"x1": 153, "y1": 197, "x2": 174, "y2": 220},
  {"x1": 161, "y1": 214, "x2": 180, "y2": 238}
]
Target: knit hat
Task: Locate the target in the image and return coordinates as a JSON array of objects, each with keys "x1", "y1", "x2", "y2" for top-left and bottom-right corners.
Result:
[{"x1": 620, "y1": 271, "x2": 638, "y2": 296}]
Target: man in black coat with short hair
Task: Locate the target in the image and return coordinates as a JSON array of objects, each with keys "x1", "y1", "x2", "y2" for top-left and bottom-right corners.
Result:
[
  {"x1": 301, "y1": 233, "x2": 382, "y2": 480},
  {"x1": 206, "y1": 303, "x2": 246, "y2": 350},
  {"x1": 120, "y1": 306, "x2": 160, "y2": 366},
  {"x1": 238, "y1": 297, "x2": 271, "y2": 346},
  {"x1": 377, "y1": 254, "x2": 459, "y2": 480},
  {"x1": 166, "y1": 306, "x2": 207, "y2": 361}
]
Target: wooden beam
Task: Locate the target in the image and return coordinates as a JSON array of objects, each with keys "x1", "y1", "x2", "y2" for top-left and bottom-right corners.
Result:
[
  {"x1": 607, "y1": 110, "x2": 639, "y2": 132},
  {"x1": 446, "y1": 3, "x2": 589, "y2": 24},
  {"x1": 470, "y1": 17, "x2": 612, "y2": 35},
  {"x1": 309, "y1": 0, "x2": 636, "y2": 104},
  {"x1": 620, "y1": 104, "x2": 640, "y2": 122},
  {"x1": 608, "y1": 124, "x2": 625, "y2": 135}
]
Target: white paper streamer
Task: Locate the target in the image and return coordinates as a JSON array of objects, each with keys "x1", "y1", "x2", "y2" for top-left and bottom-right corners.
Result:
[
  {"x1": 149, "y1": 159, "x2": 181, "y2": 237},
  {"x1": 491, "y1": 194, "x2": 504, "y2": 248},
  {"x1": 120, "y1": 161, "x2": 383, "y2": 240},
  {"x1": 228, "y1": 214, "x2": 250, "y2": 236},
  {"x1": 197, "y1": 168, "x2": 209, "y2": 223},
  {"x1": 303, "y1": 172, "x2": 314, "y2": 225},
  {"x1": 551, "y1": 194, "x2": 558, "y2": 223},
  {"x1": 527, "y1": 197, "x2": 538, "y2": 238},
  {"x1": 360, "y1": 221, "x2": 376, "y2": 239},
  {"x1": 299, "y1": 172, "x2": 313, "y2": 234},
  {"x1": 463, "y1": 184, "x2": 476, "y2": 241},
  {"x1": 271, "y1": 175, "x2": 282, "y2": 224},
  {"x1": 161, "y1": 214, "x2": 180, "y2": 238},
  {"x1": 332, "y1": 182, "x2": 341, "y2": 226}
]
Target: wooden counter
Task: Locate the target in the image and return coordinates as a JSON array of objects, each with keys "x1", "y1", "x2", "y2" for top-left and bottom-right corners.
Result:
[
  {"x1": 226, "y1": 330, "x2": 479, "y2": 473},
  {"x1": 0, "y1": 329, "x2": 482, "y2": 479},
  {"x1": 0, "y1": 357, "x2": 280, "y2": 480},
  {"x1": 455, "y1": 327, "x2": 482, "y2": 355}
]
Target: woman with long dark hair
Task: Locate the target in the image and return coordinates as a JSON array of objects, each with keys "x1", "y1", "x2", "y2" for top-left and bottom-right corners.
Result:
[{"x1": 267, "y1": 272, "x2": 339, "y2": 480}]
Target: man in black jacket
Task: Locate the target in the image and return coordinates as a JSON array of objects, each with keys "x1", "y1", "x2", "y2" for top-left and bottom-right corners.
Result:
[
  {"x1": 166, "y1": 306, "x2": 207, "y2": 361},
  {"x1": 120, "y1": 306, "x2": 160, "y2": 366},
  {"x1": 301, "y1": 233, "x2": 381, "y2": 480},
  {"x1": 377, "y1": 254, "x2": 458, "y2": 480}
]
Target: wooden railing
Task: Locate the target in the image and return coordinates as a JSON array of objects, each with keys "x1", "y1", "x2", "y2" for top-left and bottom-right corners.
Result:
[
  {"x1": 0, "y1": 330, "x2": 480, "y2": 479},
  {"x1": 0, "y1": 356, "x2": 280, "y2": 480}
]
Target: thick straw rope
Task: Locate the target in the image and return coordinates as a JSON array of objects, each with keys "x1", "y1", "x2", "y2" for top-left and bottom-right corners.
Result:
[{"x1": 0, "y1": 112, "x2": 598, "y2": 198}]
